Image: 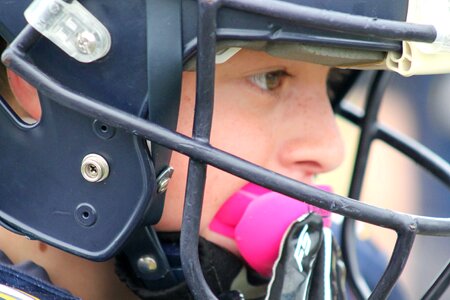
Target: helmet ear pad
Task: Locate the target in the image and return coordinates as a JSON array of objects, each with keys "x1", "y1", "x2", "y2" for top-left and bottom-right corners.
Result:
[
  {"x1": 0, "y1": 0, "x2": 158, "y2": 260},
  {"x1": 0, "y1": 92, "x2": 155, "y2": 260}
]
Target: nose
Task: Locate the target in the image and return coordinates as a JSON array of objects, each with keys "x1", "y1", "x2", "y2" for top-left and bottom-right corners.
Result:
[{"x1": 270, "y1": 83, "x2": 345, "y2": 182}]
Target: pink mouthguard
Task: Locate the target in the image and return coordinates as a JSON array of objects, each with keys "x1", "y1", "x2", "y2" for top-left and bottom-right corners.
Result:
[{"x1": 209, "y1": 183, "x2": 332, "y2": 277}]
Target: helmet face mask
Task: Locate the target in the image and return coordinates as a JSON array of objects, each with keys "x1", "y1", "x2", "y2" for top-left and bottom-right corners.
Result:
[{"x1": 0, "y1": 1, "x2": 449, "y2": 299}]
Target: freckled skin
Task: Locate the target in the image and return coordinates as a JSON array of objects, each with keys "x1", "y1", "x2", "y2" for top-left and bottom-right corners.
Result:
[
  {"x1": 38, "y1": 242, "x2": 47, "y2": 253},
  {"x1": 1, "y1": 49, "x2": 344, "y2": 299},
  {"x1": 155, "y1": 49, "x2": 345, "y2": 256}
]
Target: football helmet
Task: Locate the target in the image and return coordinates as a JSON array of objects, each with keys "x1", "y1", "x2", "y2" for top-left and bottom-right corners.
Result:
[{"x1": 0, "y1": 0, "x2": 449, "y2": 299}]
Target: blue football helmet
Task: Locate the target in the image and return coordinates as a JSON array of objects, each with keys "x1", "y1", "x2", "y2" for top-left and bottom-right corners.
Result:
[{"x1": 0, "y1": 0, "x2": 449, "y2": 299}]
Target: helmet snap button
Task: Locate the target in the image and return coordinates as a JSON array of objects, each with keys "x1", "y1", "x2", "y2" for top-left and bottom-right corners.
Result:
[
  {"x1": 137, "y1": 255, "x2": 158, "y2": 273},
  {"x1": 81, "y1": 154, "x2": 109, "y2": 182}
]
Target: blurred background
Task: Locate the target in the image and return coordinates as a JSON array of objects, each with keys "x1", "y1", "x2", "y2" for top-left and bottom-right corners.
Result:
[
  {"x1": 2, "y1": 34, "x2": 448, "y2": 297},
  {"x1": 318, "y1": 72, "x2": 450, "y2": 299}
]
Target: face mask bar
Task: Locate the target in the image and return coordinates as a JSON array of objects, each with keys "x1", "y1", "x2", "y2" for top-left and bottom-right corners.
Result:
[
  {"x1": 341, "y1": 72, "x2": 394, "y2": 299},
  {"x1": 1, "y1": 1, "x2": 449, "y2": 300},
  {"x1": 337, "y1": 71, "x2": 450, "y2": 299},
  {"x1": 181, "y1": 1, "x2": 448, "y2": 299},
  {"x1": 220, "y1": 0, "x2": 436, "y2": 43}
]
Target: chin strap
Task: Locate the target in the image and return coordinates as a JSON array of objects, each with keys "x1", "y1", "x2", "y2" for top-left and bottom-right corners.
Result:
[
  {"x1": 115, "y1": 215, "x2": 347, "y2": 300},
  {"x1": 116, "y1": 0, "x2": 185, "y2": 294},
  {"x1": 115, "y1": 233, "x2": 246, "y2": 300}
]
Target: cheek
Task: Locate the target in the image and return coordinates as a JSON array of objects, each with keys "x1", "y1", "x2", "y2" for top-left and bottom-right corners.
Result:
[
  {"x1": 200, "y1": 86, "x2": 274, "y2": 220},
  {"x1": 210, "y1": 82, "x2": 274, "y2": 153},
  {"x1": 155, "y1": 80, "x2": 274, "y2": 235}
]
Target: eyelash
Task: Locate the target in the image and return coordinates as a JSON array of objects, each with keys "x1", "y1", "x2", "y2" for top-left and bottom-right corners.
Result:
[{"x1": 249, "y1": 70, "x2": 290, "y2": 92}]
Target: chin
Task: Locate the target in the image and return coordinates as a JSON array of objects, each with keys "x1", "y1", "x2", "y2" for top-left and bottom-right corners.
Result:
[{"x1": 201, "y1": 228, "x2": 240, "y2": 257}]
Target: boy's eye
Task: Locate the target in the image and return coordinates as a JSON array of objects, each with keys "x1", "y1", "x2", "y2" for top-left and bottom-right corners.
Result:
[{"x1": 249, "y1": 70, "x2": 289, "y2": 91}]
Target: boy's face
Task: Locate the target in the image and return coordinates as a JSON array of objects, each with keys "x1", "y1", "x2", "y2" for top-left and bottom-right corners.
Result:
[
  {"x1": 154, "y1": 49, "x2": 345, "y2": 255},
  {"x1": 5, "y1": 48, "x2": 344, "y2": 255}
]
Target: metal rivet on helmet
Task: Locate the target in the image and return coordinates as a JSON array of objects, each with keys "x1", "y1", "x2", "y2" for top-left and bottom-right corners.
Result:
[
  {"x1": 81, "y1": 154, "x2": 109, "y2": 183},
  {"x1": 137, "y1": 255, "x2": 158, "y2": 273}
]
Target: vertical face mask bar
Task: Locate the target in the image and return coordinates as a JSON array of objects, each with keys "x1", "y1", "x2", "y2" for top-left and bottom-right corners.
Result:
[
  {"x1": 370, "y1": 227, "x2": 416, "y2": 299},
  {"x1": 179, "y1": 1, "x2": 219, "y2": 299},
  {"x1": 342, "y1": 71, "x2": 392, "y2": 299},
  {"x1": 3, "y1": 1, "x2": 450, "y2": 298},
  {"x1": 3, "y1": 24, "x2": 449, "y2": 297},
  {"x1": 338, "y1": 75, "x2": 450, "y2": 300},
  {"x1": 178, "y1": 0, "x2": 425, "y2": 297},
  {"x1": 422, "y1": 262, "x2": 450, "y2": 299}
]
